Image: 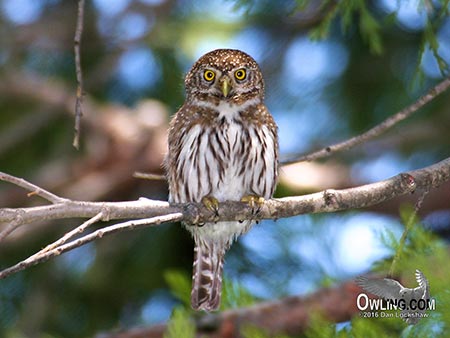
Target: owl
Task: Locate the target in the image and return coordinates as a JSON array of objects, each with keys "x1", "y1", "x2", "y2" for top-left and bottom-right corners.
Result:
[{"x1": 166, "y1": 49, "x2": 278, "y2": 311}]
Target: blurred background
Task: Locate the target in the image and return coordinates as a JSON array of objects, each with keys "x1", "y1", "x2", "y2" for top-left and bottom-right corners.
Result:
[{"x1": 0, "y1": 0, "x2": 449, "y2": 337}]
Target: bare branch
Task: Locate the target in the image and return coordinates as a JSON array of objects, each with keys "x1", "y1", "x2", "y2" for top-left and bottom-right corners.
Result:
[
  {"x1": 0, "y1": 222, "x2": 21, "y2": 242},
  {"x1": 0, "y1": 157, "x2": 449, "y2": 226},
  {"x1": 39, "y1": 212, "x2": 104, "y2": 254},
  {"x1": 0, "y1": 198, "x2": 174, "y2": 230},
  {"x1": 0, "y1": 157, "x2": 449, "y2": 279},
  {"x1": 0, "y1": 213, "x2": 182, "y2": 280},
  {"x1": 73, "y1": 0, "x2": 86, "y2": 149},
  {"x1": 133, "y1": 171, "x2": 166, "y2": 181},
  {"x1": 282, "y1": 76, "x2": 450, "y2": 164},
  {"x1": 2, "y1": 213, "x2": 105, "y2": 278},
  {"x1": 0, "y1": 172, "x2": 68, "y2": 204}
]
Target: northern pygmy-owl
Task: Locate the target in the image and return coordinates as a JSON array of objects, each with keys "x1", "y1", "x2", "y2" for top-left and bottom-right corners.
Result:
[{"x1": 166, "y1": 49, "x2": 278, "y2": 311}]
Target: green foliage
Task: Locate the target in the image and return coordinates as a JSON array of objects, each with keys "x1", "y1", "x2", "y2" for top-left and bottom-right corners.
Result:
[
  {"x1": 222, "y1": 278, "x2": 256, "y2": 309},
  {"x1": 305, "y1": 313, "x2": 337, "y2": 338},
  {"x1": 294, "y1": 0, "x2": 310, "y2": 11},
  {"x1": 423, "y1": 21, "x2": 449, "y2": 75},
  {"x1": 284, "y1": 203, "x2": 450, "y2": 338},
  {"x1": 303, "y1": 209, "x2": 450, "y2": 338},
  {"x1": 357, "y1": 1, "x2": 383, "y2": 55},
  {"x1": 309, "y1": 0, "x2": 384, "y2": 54},
  {"x1": 319, "y1": 274, "x2": 339, "y2": 289},
  {"x1": 241, "y1": 325, "x2": 291, "y2": 338},
  {"x1": 379, "y1": 227, "x2": 399, "y2": 254},
  {"x1": 388, "y1": 204, "x2": 421, "y2": 276},
  {"x1": 164, "y1": 269, "x2": 257, "y2": 310},
  {"x1": 164, "y1": 270, "x2": 260, "y2": 335},
  {"x1": 307, "y1": 0, "x2": 449, "y2": 70},
  {"x1": 163, "y1": 307, "x2": 196, "y2": 338},
  {"x1": 377, "y1": 216, "x2": 450, "y2": 292},
  {"x1": 346, "y1": 316, "x2": 403, "y2": 337},
  {"x1": 309, "y1": 3, "x2": 338, "y2": 41},
  {"x1": 164, "y1": 270, "x2": 192, "y2": 308}
]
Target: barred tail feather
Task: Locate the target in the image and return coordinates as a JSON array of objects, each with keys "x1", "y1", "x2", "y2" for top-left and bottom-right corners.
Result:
[{"x1": 191, "y1": 238, "x2": 226, "y2": 311}]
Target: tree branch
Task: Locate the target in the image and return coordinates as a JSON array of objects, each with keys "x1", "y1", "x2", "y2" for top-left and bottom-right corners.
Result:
[
  {"x1": 0, "y1": 156, "x2": 449, "y2": 279},
  {"x1": 38, "y1": 212, "x2": 104, "y2": 254},
  {"x1": 0, "y1": 213, "x2": 183, "y2": 280},
  {"x1": 0, "y1": 172, "x2": 68, "y2": 204},
  {"x1": 73, "y1": 0, "x2": 85, "y2": 149},
  {"x1": 99, "y1": 279, "x2": 364, "y2": 338},
  {"x1": 282, "y1": 76, "x2": 450, "y2": 164},
  {"x1": 2, "y1": 157, "x2": 449, "y2": 227},
  {"x1": 1, "y1": 156, "x2": 449, "y2": 227}
]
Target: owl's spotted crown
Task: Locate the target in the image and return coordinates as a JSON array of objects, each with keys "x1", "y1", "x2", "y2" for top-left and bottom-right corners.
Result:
[
  {"x1": 191, "y1": 49, "x2": 259, "y2": 72},
  {"x1": 184, "y1": 49, "x2": 265, "y2": 103}
]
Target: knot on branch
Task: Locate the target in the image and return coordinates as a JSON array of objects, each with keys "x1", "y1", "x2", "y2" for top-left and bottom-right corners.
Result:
[
  {"x1": 399, "y1": 173, "x2": 416, "y2": 193},
  {"x1": 13, "y1": 208, "x2": 26, "y2": 225},
  {"x1": 100, "y1": 205, "x2": 111, "y2": 222},
  {"x1": 323, "y1": 189, "x2": 339, "y2": 209}
]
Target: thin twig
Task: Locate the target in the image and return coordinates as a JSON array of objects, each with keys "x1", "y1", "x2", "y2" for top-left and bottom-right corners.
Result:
[
  {"x1": 133, "y1": 171, "x2": 166, "y2": 180},
  {"x1": 38, "y1": 212, "x2": 104, "y2": 255},
  {"x1": 73, "y1": 0, "x2": 85, "y2": 149},
  {"x1": 282, "y1": 76, "x2": 450, "y2": 164},
  {"x1": 0, "y1": 172, "x2": 68, "y2": 204},
  {"x1": 0, "y1": 222, "x2": 21, "y2": 242},
  {"x1": 0, "y1": 213, "x2": 183, "y2": 280}
]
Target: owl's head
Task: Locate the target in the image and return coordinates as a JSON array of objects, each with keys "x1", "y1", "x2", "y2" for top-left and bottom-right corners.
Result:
[{"x1": 184, "y1": 49, "x2": 265, "y2": 104}]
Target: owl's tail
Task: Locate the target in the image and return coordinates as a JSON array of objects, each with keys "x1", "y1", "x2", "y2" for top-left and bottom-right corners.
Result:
[{"x1": 191, "y1": 239, "x2": 226, "y2": 311}]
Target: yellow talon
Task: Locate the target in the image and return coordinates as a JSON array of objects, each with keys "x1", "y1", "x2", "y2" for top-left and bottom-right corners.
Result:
[
  {"x1": 201, "y1": 196, "x2": 220, "y2": 218},
  {"x1": 241, "y1": 195, "x2": 265, "y2": 211}
]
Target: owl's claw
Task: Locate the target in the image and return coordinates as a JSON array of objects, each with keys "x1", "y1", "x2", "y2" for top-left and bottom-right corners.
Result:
[
  {"x1": 201, "y1": 196, "x2": 220, "y2": 222},
  {"x1": 241, "y1": 195, "x2": 265, "y2": 218},
  {"x1": 183, "y1": 203, "x2": 205, "y2": 227}
]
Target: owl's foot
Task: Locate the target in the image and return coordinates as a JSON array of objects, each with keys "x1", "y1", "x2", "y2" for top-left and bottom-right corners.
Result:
[
  {"x1": 201, "y1": 196, "x2": 220, "y2": 222},
  {"x1": 241, "y1": 195, "x2": 265, "y2": 210},
  {"x1": 241, "y1": 195, "x2": 265, "y2": 223}
]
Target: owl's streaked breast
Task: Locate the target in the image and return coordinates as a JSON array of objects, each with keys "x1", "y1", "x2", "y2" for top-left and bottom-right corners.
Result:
[{"x1": 168, "y1": 102, "x2": 277, "y2": 205}]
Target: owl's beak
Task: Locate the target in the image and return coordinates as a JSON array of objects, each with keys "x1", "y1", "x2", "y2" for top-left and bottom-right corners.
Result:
[{"x1": 220, "y1": 77, "x2": 231, "y2": 98}]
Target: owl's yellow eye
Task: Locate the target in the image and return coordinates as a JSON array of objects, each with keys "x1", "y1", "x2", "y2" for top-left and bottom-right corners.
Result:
[
  {"x1": 234, "y1": 69, "x2": 246, "y2": 81},
  {"x1": 203, "y1": 70, "x2": 215, "y2": 82}
]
